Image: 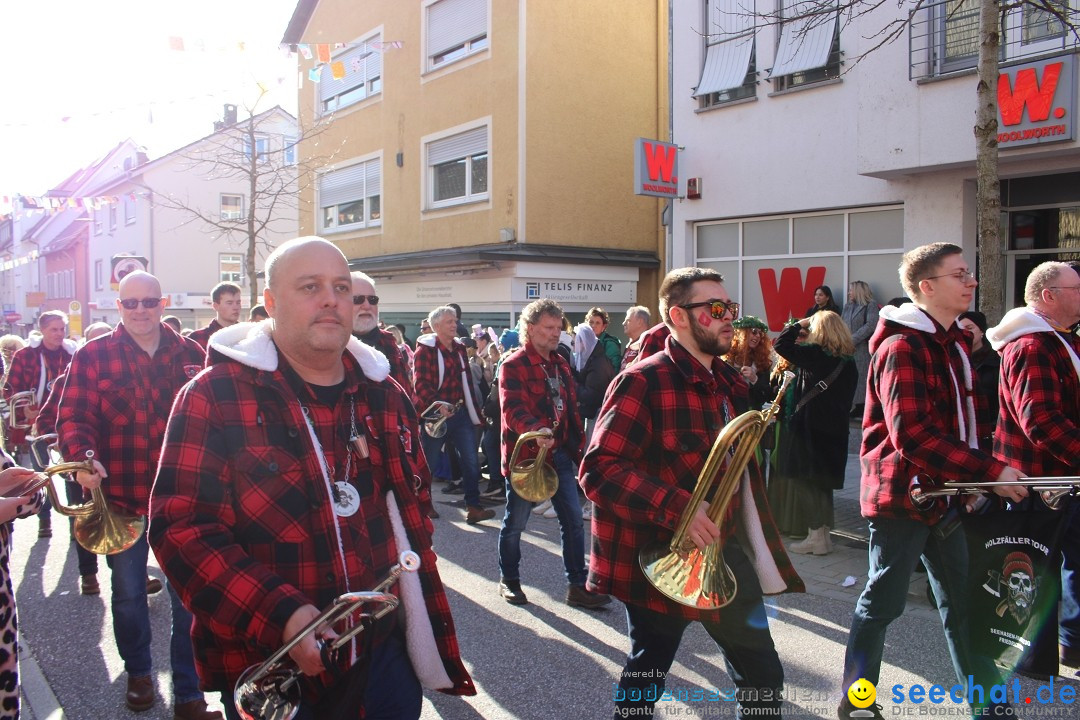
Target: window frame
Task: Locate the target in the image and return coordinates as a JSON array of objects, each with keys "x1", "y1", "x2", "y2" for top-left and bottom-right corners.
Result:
[
  {"x1": 424, "y1": 123, "x2": 490, "y2": 210},
  {"x1": 770, "y1": 0, "x2": 843, "y2": 91},
  {"x1": 284, "y1": 136, "x2": 297, "y2": 166},
  {"x1": 697, "y1": 0, "x2": 758, "y2": 108},
  {"x1": 108, "y1": 204, "x2": 118, "y2": 232},
  {"x1": 219, "y1": 253, "x2": 243, "y2": 284},
  {"x1": 95, "y1": 259, "x2": 103, "y2": 291},
  {"x1": 242, "y1": 136, "x2": 270, "y2": 164},
  {"x1": 424, "y1": 0, "x2": 490, "y2": 73},
  {"x1": 124, "y1": 195, "x2": 135, "y2": 225},
  {"x1": 319, "y1": 32, "x2": 383, "y2": 115},
  {"x1": 317, "y1": 156, "x2": 383, "y2": 233},
  {"x1": 221, "y1": 193, "x2": 245, "y2": 222}
]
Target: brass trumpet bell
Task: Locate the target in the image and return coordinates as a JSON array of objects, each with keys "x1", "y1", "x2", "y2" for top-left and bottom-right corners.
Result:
[
  {"x1": 910, "y1": 476, "x2": 1080, "y2": 512},
  {"x1": 420, "y1": 401, "x2": 459, "y2": 439},
  {"x1": 8, "y1": 390, "x2": 37, "y2": 430},
  {"x1": 639, "y1": 371, "x2": 794, "y2": 609},
  {"x1": 508, "y1": 430, "x2": 558, "y2": 502}
]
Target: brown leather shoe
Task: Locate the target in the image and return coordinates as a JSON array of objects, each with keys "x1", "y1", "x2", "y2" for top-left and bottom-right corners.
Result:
[
  {"x1": 499, "y1": 578, "x2": 528, "y2": 605},
  {"x1": 566, "y1": 584, "x2": 612, "y2": 609},
  {"x1": 147, "y1": 576, "x2": 164, "y2": 595},
  {"x1": 80, "y1": 573, "x2": 100, "y2": 596},
  {"x1": 173, "y1": 698, "x2": 224, "y2": 720},
  {"x1": 427, "y1": 507, "x2": 440, "y2": 519},
  {"x1": 466, "y1": 505, "x2": 495, "y2": 525},
  {"x1": 126, "y1": 674, "x2": 155, "y2": 711}
]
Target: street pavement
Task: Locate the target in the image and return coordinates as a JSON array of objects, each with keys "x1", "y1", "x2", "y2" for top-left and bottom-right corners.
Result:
[{"x1": 10, "y1": 454, "x2": 1080, "y2": 719}]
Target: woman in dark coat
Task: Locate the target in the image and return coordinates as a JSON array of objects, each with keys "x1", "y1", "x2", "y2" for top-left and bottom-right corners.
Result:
[
  {"x1": 774, "y1": 310, "x2": 857, "y2": 555},
  {"x1": 958, "y1": 310, "x2": 1000, "y2": 452},
  {"x1": 804, "y1": 285, "x2": 840, "y2": 318}
]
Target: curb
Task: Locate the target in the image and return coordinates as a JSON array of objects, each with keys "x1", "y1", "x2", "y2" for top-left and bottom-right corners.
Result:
[{"x1": 18, "y1": 630, "x2": 64, "y2": 720}]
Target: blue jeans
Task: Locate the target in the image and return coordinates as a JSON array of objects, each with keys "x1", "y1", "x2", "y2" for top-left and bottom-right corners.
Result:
[
  {"x1": 1060, "y1": 500, "x2": 1080, "y2": 649},
  {"x1": 615, "y1": 542, "x2": 783, "y2": 719},
  {"x1": 106, "y1": 532, "x2": 202, "y2": 703},
  {"x1": 498, "y1": 448, "x2": 586, "y2": 586},
  {"x1": 222, "y1": 632, "x2": 421, "y2": 720},
  {"x1": 421, "y1": 411, "x2": 481, "y2": 507},
  {"x1": 843, "y1": 516, "x2": 1002, "y2": 708}
]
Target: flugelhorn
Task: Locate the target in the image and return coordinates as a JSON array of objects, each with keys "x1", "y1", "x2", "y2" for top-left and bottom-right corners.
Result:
[
  {"x1": 508, "y1": 429, "x2": 558, "y2": 502},
  {"x1": 233, "y1": 551, "x2": 421, "y2": 720},
  {"x1": 8, "y1": 390, "x2": 37, "y2": 430},
  {"x1": 420, "y1": 401, "x2": 461, "y2": 439},
  {"x1": 910, "y1": 476, "x2": 1080, "y2": 511},
  {"x1": 12, "y1": 442, "x2": 145, "y2": 555},
  {"x1": 639, "y1": 371, "x2": 794, "y2": 609}
]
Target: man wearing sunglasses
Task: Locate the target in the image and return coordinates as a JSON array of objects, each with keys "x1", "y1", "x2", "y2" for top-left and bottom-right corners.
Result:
[
  {"x1": 987, "y1": 261, "x2": 1080, "y2": 670},
  {"x1": 351, "y1": 271, "x2": 413, "y2": 398},
  {"x1": 838, "y1": 243, "x2": 1026, "y2": 720},
  {"x1": 188, "y1": 281, "x2": 242, "y2": 351},
  {"x1": 581, "y1": 267, "x2": 802, "y2": 719},
  {"x1": 56, "y1": 271, "x2": 215, "y2": 718}
]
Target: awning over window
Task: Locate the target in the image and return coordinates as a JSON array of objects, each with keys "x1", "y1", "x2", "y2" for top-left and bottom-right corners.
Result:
[
  {"x1": 428, "y1": 0, "x2": 487, "y2": 57},
  {"x1": 694, "y1": 0, "x2": 755, "y2": 97},
  {"x1": 770, "y1": 0, "x2": 838, "y2": 77}
]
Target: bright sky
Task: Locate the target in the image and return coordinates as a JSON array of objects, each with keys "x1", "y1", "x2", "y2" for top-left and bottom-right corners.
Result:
[{"x1": 0, "y1": 0, "x2": 300, "y2": 196}]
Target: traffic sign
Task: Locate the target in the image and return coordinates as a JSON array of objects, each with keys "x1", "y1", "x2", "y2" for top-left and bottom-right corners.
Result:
[{"x1": 4, "y1": 312, "x2": 21, "y2": 323}]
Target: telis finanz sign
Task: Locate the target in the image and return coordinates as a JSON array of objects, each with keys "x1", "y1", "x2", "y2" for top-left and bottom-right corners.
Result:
[
  {"x1": 634, "y1": 138, "x2": 679, "y2": 197},
  {"x1": 998, "y1": 55, "x2": 1075, "y2": 148}
]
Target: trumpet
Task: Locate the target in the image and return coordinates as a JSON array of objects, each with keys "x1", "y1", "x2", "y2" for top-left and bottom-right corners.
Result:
[
  {"x1": 8, "y1": 390, "x2": 37, "y2": 430},
  {"x1": 11, "y1": 443, "x2": 145, "y2": 555},
  {"x1": 639, "y1": 371, "x2": 794, "y2": 609},
  {"x1": 508, "y1": 430, "x2": 558, "y2": 502},
  {"x1": 910, "y1": 476, "x2": 1080, "y2": 511},
  {"x1": 233, "y1": 551, "x2": 421, "y2": 720},
  {"x1": 420, "y1": 401, "x2": 461, "y2": 439}
]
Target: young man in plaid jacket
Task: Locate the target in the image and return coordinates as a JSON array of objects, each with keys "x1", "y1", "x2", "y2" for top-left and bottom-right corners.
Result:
[
  {"x1": 149, "y1": 238, "x2": 474, "y2": 720},
  {"x1": 986, "y1": 261, "x2": 1080, "y2": 667},
  {"x1": 57, "y1": 271, "x2": 215, "y2": 719},
  {"x1": 4, "y1": 309, "x2": 77, "y2": 537},
  {"x1": 496, "y1": 298, "x2": 611, "y2": 610},
  {"x1": 838, "y1": 243, "x2": 1026, "y2": 720},
  {"x1": 581, "y1": 267, "x2": 803, "y2": 719},
  {"x1": 187, "y1": 281, "x2": 242, "y2": 350}
]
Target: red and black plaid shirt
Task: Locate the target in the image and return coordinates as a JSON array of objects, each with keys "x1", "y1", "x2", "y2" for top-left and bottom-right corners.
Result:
[
  {"x1": 4, "y1": 343, "x2": 73, "y2": 445},
  {"x1": 414, "y1": 337, "x2": 480, "y2": 420},
  {"x1": 357, "y1": 327, "x2": 414, "y2": 401},
  {"x1": 187, "y1": 318, "x2": 223, "y2": 351},
  {"x1": 33, "y1": 368, "x2": 66, "y2": 436},
  {"x1": 860, "y1": 312, "x2": 1006, "y2": 523},
  {"x1": 580, "y1": 335, "x2": 803, "y2": 620},
  {"x1": 148, "y1": 341, "x2": 473, "y2": 697},
  {"x1": 994, "y1": 323, "x2": 1080, "y2": 478},
  {"x1": 497, "y1": 343, "x2": 584, "y2": 477},
  {"x1": 56, "y1": 323, "x2": 204, "y2": 516}
]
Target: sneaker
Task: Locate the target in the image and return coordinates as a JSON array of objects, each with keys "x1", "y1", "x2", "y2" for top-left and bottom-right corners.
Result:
[
  {"x1": 837, "y1": 699, "x2": 884, "y2": 720},
  {"x1": 442, "y1": 481, "x2": 465, "y2": 495},
  {"x1": 566, "y1": 584, "x2": 611, "y2": 609},
  {"x1": 480, "y1": 480, "x2": 504, "y2": 498},
  {"x1": 427, "y1": 507, "x2": 440, "y2": 519},
  {"x1": 532, "y1": 500, "x2": 552, "y2": 516},
  {"x1": 466, "y1": 505, "x2": 495, "y2": 525},
  {"x1": 499, "y1": 578, "x2": 528, "y2": 605},
  {"x1": 146, "y1": 576, "x2": 164, "y2": 595}
]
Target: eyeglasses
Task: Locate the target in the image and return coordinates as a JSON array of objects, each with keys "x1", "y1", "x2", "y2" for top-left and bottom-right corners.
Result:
[
  {"x1": 119, "y1": 298, "x2": 163, "y2": 310},
  {"x1": 1049, "y1": 286, "x2": 1080, "y2": 293},
  {"x1": 924, "y1": 270, "x2": 976, "y2": 283},
  {"x1": 747, "y1": 328, "x2": 765, "y2": 337},
  {"x1": 679, "y1": 299, "x2": 740, "y2": 321},
  {"x1": 352, "y1": 294, "x2": 380, "y2": 306}
]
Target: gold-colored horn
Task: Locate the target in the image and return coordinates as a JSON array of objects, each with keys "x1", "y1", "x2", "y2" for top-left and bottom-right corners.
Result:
[
  {"x1": 508, "y1": 430, "x2": 558, "y2": 502},
  {"x1": 639, "y1": 371, "x2": 794, "y2": 609},
  {"x1": 8, "y1": 390, "x2": 38, "y2": 430},
  {"x1": 13, "y1": 452, "x2": 146, "y2": 555},
  {"x1": 910, "y1": 476, "x2": 1080, "y2": 512},
  {"x1": 420, "y1": 401, "x2": 461, "y2": 439}
]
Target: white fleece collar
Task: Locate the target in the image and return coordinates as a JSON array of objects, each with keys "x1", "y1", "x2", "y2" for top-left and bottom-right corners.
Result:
[
  {"x1": 27, "y1": 335, "x2": 77, "y2": 355},
  {"x1": 877, "y1": 303, "x2": 941, "y2": 333},
  {"x1": 988, "y1": 306, "x2": 1080, "y2": 378},
  {"x1": 208, "y1": 320, "x2": 390, "y2": 381}
]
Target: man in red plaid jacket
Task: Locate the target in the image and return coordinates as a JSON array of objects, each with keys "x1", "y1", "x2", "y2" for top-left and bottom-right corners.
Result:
[
  {"x1": 149, "y1": 238, "x2": 474, "y2": 719},
  {"x1": 351, "y1": 270, "x2": 413, "y2": 398},
  {"x1": 581, "y1": 267, "x2": 803, "y2": 719},
  {"x1": 56, "y1": 271, "x2": 216, "y2": 719},
  {"x1": 986, "y1": 261, "x2": 1080, "y2": 667},
  {"x1": 839, "y1": 243, "x2": 1027, "y2": 720},
  {"x1": 4, "y1": 309, "x2": 77, "y2": 537}
]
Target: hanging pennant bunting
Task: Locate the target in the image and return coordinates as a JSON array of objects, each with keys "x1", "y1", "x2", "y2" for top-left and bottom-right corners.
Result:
[
  {"x1": 308, "y1": 65, "x2": 323, "y2": 83},
  {"x1": 316, "y1": 44, "x2": 331, "y2": 63},
  {"x1": 331, "y1": 61, "x2": 345, "y2": 80},
  {"x1": 298, "y1": 43, "x2": 312, "y2": 60}
]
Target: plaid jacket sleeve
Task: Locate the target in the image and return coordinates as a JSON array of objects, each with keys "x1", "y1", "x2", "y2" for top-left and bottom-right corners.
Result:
[
  {"x1": 56, "y1": 343, "x2": 103, "y2": 464},
  {"x1": 876, "y1": 334, "x2": 1005, "y2": 485},
  {"x1": 3, "y1": 346, "x2": 39, "y2": 398},
  {"x1": 33, "y1": 370, "x2": 65, "y2": 435},
  {"x1": 995, "y1": 333, "x2": 1080, "y2": 473},
  {"x1": 413, "y1": 343, "x2": 439, "y2": 409},
  {"x1": 150, "y1": 373, "x2": 310, "y2": 653}
]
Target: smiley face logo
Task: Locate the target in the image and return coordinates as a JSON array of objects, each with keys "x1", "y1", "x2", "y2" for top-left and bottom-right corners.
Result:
[{"x1": 847, "y1": 678, "x2": 876, "y2": 709}]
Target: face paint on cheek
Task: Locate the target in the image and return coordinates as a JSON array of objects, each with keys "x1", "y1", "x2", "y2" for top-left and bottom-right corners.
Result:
[{"x1": 697, "y1": 311, "x2": 714, "y2": 327}]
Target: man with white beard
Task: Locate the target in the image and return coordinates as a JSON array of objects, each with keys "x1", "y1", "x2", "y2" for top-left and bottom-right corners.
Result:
[{"x1": 352, "y1": 271, "x2": 412, "y2": 396}]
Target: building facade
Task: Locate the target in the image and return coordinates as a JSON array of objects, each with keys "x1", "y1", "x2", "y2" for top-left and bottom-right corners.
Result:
[
  {"x1": 672, "y1": 0, "x2": 1080, "y2": 329},
  {"x1": 283, "y1": 0, "x2": 668, "y2": 334}
]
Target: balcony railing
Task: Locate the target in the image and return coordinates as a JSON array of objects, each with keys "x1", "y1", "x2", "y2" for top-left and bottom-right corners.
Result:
[{"x1": 910, "y1": 0, "x2": 1080, "y2": 80}]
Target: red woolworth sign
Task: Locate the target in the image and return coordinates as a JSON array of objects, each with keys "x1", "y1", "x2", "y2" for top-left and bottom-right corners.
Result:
[
  {"x1": 633, "y1": 138, "x2": 679, "y2": 197},
  {"x1": 997, "y1": 56, "x2": 1075, "y2": 148},
  {"x1": 759, "y1": 266, "x2": 827, "y2": 331}
]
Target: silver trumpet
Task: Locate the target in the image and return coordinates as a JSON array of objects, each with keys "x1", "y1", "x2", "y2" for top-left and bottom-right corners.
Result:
[
  {"x1": 233, "y1": 551, "x2": 421, "y2": 720},
  {"x1": 420, "y1": 400, "x2": 461, "y2": 439},
  {"x1": 910, "y1": 476, "x2": 1080, "y2": 511}
]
